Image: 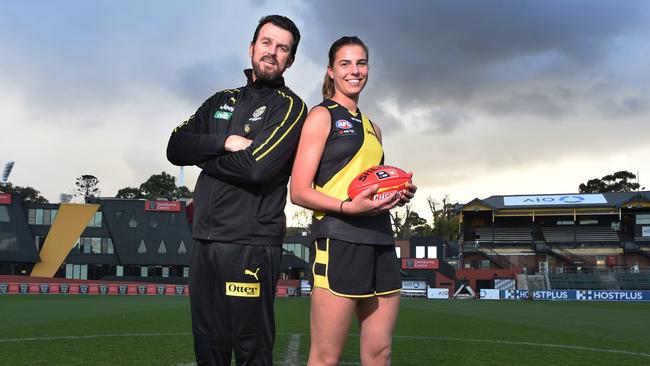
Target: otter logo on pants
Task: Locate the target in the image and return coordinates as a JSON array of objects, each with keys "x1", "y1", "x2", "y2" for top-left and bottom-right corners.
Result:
[{"x1": 225, "y1": 282, "x2": 260, "y2": 297}]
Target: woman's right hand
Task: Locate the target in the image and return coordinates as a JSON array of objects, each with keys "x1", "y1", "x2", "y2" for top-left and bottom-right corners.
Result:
[{"x1": 342, "y1": 184, "x2": 401, "y2": 216}]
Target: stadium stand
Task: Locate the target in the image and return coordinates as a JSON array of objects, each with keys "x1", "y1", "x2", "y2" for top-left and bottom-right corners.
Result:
[
  {"x1": 548, "y1": 273, "x2": 606, "y2": 290},
  {"x1": 617, "y1": 272, "x2": 650, "y2": 290},
  {"x1": 475, "y1": 227, "x2": 533, "y2": 244}
]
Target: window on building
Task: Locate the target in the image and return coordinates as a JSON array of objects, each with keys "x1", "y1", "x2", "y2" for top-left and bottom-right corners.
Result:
[
  {"x1": 35, "y1": 209, "x2": 44, "y2": 225},
  {"x1": 481, "y1": 260, "x2": 491, "y2": 268},
  {"x1": 427, "y1": 246, "x2": 437, "y2": 259},
  {"x1": 107, "y1": 238, "x2": 114, "y2": 254},
  {"x1": 43, "y1": 209, "x2": 51, "y2": 226},
  {"x1": 51, "y1": 209, "x2": 57, "y2": 224},
  {"x1": 91, "y1": 237, "x2": 101, "y2": 254},
  {"x1": 0, "y1": 206, "x2": 10, "y2": 222},
  {"x1": 636, "y1": 214, "x2": 650, "y2": 225},
  {"x1": 596, "y1": 255, "x2": 606, "y2": 267},
  {"x1": 28, "y1": 209, "x2": 36, "y2": 224},
  {"x1": 415, "y1": 246, "x2": 425, "y2": 258},
  {"x1": 178, "y1": 240, "x2": 187, "y2": 255},
  {"x1": 83, "y1": 237, "x2": 91, "y2": 254},
  {"x1": 137, "y1": 239, "x2": 147, "y2": 254}
]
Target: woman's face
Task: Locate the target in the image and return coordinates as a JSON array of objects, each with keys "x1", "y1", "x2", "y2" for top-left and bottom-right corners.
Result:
[{"x1": 328, "y1": 44, "x2": 368, "y2": 98}]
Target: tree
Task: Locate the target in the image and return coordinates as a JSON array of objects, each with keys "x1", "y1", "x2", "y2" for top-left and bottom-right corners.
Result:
[
  {"x1": 115, "y1": 171, "x2": 193, "y2": 200},
  {"x1": 139, "y1": 172, "x2": 177, "y2": 199},
  {"x1": 115, "y1": 186, "x2": 143, "y2": 199},
  {"x1": 0, "y1": 182, "x2": 48, "y2": 203},
  {"x1": 74, "y1": 175, "x2": 100, "y2": 199},
  {"x1": 427, "y1": 195, "x2": 460, "y2": 241},
  {"x1": 578, "y1": 171, "x2": 640, "y2": 193},
  {"x1": 390, "y1": 204, "x2": 430, "y2": 239},
  {"x1": 286, "y1": 208, "x2": 313, "y2": 236}
]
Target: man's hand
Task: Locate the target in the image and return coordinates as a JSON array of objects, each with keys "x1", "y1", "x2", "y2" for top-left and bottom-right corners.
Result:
[{"x1": 225, "y1": 135, "x2": 253, "y2": 152}]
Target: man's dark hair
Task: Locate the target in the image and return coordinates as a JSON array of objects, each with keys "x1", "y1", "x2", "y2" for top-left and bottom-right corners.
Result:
[{"x1": 252, "y1": 15, "x2": 301, "y2": 60}]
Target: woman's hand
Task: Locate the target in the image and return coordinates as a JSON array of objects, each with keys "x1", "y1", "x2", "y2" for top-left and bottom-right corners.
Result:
[
  {"x1": 342, "y1": 184, "x2": 402, "y2": 216},
  {"x1": 397, "y1": 180, "x2": 417, "y2": 207}
]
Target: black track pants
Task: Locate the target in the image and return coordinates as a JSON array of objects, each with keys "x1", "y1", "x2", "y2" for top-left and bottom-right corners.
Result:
[{"x1": 190, "y1": 240, "x2": 281, "y2": 366}]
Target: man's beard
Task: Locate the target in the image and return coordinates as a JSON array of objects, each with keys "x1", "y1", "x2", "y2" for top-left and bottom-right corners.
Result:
[{"x1": 252, "y1": 55, "x2": 283, "y2": 81}]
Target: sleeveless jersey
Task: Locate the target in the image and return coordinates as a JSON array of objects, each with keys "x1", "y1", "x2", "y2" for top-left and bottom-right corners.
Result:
[{"x1": 310, "y1": 100, "x2": 394, "y2": 245}]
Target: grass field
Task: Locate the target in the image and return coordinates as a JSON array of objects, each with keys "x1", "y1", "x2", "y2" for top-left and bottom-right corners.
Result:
[{"x1": 1, "y1": 295, "x2": 649, "y2": 365}]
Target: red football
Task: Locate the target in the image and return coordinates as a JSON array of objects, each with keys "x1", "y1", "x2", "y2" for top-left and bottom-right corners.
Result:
[{"x1": 348, "y1": 165, "x2": 412, "y2": 201}]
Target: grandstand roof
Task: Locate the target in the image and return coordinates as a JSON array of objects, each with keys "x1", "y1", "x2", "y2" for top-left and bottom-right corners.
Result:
[{"x1": 457, "y1": 191, "x2": 650, "y2": 212}]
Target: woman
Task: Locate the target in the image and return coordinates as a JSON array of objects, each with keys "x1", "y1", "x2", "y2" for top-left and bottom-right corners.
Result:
[{"x1": 290, "y1": 36, "x2": 416, "y2": 366}]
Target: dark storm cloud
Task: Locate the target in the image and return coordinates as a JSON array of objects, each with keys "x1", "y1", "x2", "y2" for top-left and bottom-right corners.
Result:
[{"x1": 298, "y1": 0, "x2": 649, "y2": 132}]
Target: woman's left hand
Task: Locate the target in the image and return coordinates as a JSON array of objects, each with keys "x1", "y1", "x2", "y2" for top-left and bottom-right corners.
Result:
[{"x1": 398, "y1": 180, "x2": 417, "y2": 207}]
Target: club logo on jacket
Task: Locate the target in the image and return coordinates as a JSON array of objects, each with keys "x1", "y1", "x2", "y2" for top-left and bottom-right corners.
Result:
[{"x1": 249, "y1": 106, "x2": 267, "y2": 122}]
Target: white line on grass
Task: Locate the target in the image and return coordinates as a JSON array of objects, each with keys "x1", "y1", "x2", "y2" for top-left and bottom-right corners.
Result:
[
  {"x1": 283, "y1": 334, "x2": 301, "y2": 366},
  {"x1": 392, "y1": 335, "x2": 650, "y2": 359},
  {"x1": 2, "y1": 332, "x2": 648, "y2": 360}
]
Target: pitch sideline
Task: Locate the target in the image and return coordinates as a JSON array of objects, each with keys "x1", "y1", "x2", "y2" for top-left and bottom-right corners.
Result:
[{"x1": 1, "y1": 332, "x2": 648, "y2": 360}]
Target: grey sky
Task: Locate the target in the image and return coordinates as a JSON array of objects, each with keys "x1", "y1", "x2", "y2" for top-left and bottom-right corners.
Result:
[{"x1": 1, "y1": 0, "x2": 648, "y2": 221}]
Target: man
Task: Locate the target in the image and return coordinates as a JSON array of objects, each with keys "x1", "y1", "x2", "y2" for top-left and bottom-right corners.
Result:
[{"x1": 166, "y1": 15, "x2": 305, "y2": 365}]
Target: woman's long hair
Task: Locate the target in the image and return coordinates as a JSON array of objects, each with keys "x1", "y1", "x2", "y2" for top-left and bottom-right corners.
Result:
[{"x1": 322, "y1": 36, "x2": 369, "y2": 99}]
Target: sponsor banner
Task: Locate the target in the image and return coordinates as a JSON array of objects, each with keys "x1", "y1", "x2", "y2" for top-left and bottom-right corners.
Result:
[
  {"x1": 276, "y1": 286, "x2": 289, "y2": 297},
  {"x1": 501, "y1": 290, "x2": 529, "y2": 300},
  {"x1": 479, "y1": 289, "x2": 500, "y2": 300},
  {"x1": 164, "y1": 285, "x2": 177, "y2": 295},
  {"x1": 144, "y1": 201, "x2": 181, "y2": 212},
  {"x1": 642, "y1": 226, "x2": 650, "y2": 237},
  {"x1": 504, "y1": 194, "x2": 607, "y2": 206},
  {"x1": 427, "y1": 287, "x2": 449, "y2": 299},
  {"x1": 0, "y1": 282, "x2": 190, "y2": 295},
  {"x1": 502, "y1": 290, "x2": 650, "y2": 302},
  {"x1": 576, "y1": 290, "x2": 650, "y2": 302},
  {"x1": 401, "y1": 258, "x2": 439, "y2": 270},
  {"x1": 401, "y1": 280, "x2": 427, "y2": 291},
  {"x1": 0, "y1": 193, "x2": 11, "y2": 205},
  {"x1": 533, "y1": 290, "x2": 575, "y2": 301}
]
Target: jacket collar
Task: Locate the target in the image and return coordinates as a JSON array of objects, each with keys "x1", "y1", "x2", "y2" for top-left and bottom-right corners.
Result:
[{"x1": 244, "y1": 69, "x2": 285, "y2": 89}]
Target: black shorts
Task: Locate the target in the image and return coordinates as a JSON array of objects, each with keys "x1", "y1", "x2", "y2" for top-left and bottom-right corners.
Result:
[{"x1": 309, "y1": 238, "x2": 401, "y2": 298}]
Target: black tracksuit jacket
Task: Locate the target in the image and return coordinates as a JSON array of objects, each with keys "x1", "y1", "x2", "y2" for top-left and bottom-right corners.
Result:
[{"x1": 166, "y1": 69, "x2": 306, "y2": 245}]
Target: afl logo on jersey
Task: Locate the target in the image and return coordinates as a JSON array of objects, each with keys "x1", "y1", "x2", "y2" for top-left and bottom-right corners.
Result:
[
  {"x1": 335, "y1": 120, "x2": 356, "y2": 135},
  {"x1": 336, "y1": 120, "x2": 353, "y2": 129}
]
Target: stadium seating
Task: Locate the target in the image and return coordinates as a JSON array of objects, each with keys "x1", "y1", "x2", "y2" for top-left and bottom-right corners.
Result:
[
  {"x1": 616, "y1": 272, "x2": 650, "y2": 290},
  {"x1": 548, "y1": 273, "x2": 606, "y2": 290},
  {"x1": 475, "y1": 227, "x2": 532, "y2": 244},
  {"x1": 542, "y1": 226, "x2": 620, "y2": 243}
]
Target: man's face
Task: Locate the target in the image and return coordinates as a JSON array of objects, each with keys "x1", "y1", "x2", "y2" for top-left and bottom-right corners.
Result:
[{"x1": 249, "y1": 23, "x2": 294, "y2": 81}]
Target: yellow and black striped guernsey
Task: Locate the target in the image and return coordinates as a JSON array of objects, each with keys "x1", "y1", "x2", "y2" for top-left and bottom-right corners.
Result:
[{"x1": 311, "y1": 100, "x2": 394, "y2": 245}]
